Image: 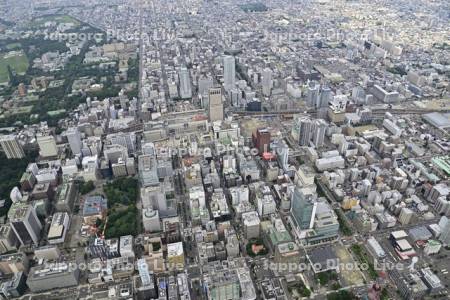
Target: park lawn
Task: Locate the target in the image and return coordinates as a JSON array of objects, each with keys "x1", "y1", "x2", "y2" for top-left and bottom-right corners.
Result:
[
  {"x1": 31, "y1": 15, "x2": 80, "y2": 27},
  {"x1": 6, "y1": 43, "x2": 21, "y2": 50},
  {"x1": 0, "y1": 52, "x2": 29, "y2": 83}
]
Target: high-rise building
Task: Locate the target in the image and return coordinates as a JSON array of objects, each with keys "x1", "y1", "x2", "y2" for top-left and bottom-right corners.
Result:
[
  {"x1": 276, "y1": 141, "x2": 289, "y2": 171},
  {"x1": 306, "y1": 83, "x2": 320, "y2": 107},
  {"x1": 242, "y1": 211, "x2": 260, "y2": 239},
  {"x1": 104, "y1": 144, "x2": 128, "y2": 164},
  {"x1": 198, "y1": 74, "x2": 214, "y2": 96},
  {"x1": 291, "y1": 187, "x2": 316, "y2": 230},
  {"x1": 0, "y1": 135, "x2": 25, "y2": 159},
  {"x1": 439, "y1": 216, "x2": 450, "y2": 246},
  {"x1": 208, "y1": 87, "x2": 223, "y2": 122},
  {"x1": 298, "y1": 117, "x2": 315, "y2": 146},
  {"x1": 142, "y1": 208, "x2": 161, "y2": 233},
  {"x1": 0, "y1": 225, "x2": 19, "y2": 254},
  {"x1": 138, "y1": 155, "x2": 159, "y2": 187},
  {"x1": 261, "y1": 68, "x2": 272, "y2": 97},
  {"x1": 65, "y1": 127, "x2": 82, "y2": 155},
  {"x1": 8, "y1": 203, "x2": 42, "y2": 246},
  {"x1": 318, "y1": 86, "x2": 332, "y2": 108},
  {"x1": 312, "y1": 119, "x2": 327, "y2": 148},
  {"x1": 311, "y1": 202, "x2": 339, "y2": 244},
  {"x1": 223, "y1": 56, "x2": 236, "y2": 91},
  {"x1": 36, "y1": 134, "x2": 58, "y2": 158},
  {"x1": 107, "y1": 132, "x2": 136, "y2": 155},
  {"x1": 179, "y1": 66, "x2": 192, "y2": 99},
  {"x1": 253, "y1": 128, "x2": 271, "y2": 154}
]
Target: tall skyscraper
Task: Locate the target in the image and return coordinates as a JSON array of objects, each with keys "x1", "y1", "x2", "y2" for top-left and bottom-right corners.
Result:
[
  {"x1": 312, "y1": 119, "x2": 327, "y2": 148},
  {"x1": 291, "y1": 187, "x2": 316, "y2": 230},
  {"x1": 298, "y1": 117, "x2": 315, "y2": 146},
  {"x1": 8, "y1": 203, "x2": 42, "y2": 246},
  {"x1": 319, "y1": 86, "x2": 332, "y2": 108},
  {"x1": 179, "y1": 66, "x2": 192, "y2": 99},
  {"x1": 261, "y1": 67, "x2": 272, "y2": 97},
  {"x1": 65, "y1": 127, "x2": 82, "y2": 155},
  {"x1": 276, "y1": 141, "x2": 289, "y2": 171},
  {"x1": 223, "y1": 55, "x2": 236, "y2": 91},
  {"x1": 208, "y1": 87, "x2": 223, "y2": 122},
  {"x1": 36, "y1": 134, "x2": 58, "y2": 157},
  {"x1": 198, "y1": 74, "x2": 214, "y2": 96},
  {"x1": 294, "y1": 117, "x2": 327, "y2": 148},
  {"x1": 0, "y1": 135, "x2": 25, "y2": 159},
  {"x1": 439, "y1": 216, "x2": 450, "y2": 246},
  {"x1": 306, "y1": 83, "x2": 320, "y2": 107},
  {"x1": 0, "y1": 224, "x2": 19, "y2": 253}
]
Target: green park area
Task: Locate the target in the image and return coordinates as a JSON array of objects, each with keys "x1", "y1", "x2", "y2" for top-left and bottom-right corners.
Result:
[
  {"x1": 101, "y1": 177, "x2": 139, "y2": 239},
  {"x1": 30, "y1": 15, "x2": 81, "y2": 27},
  {"x1": 6, "y1": 43, "x2": 21, "y2": 50},
  {"x1": 0, "y1": 151, "x2": 38, "y2": 216},
  {"x1": 0, "y1": 51, "x2": 29, "y2": 83},
  {"x1": 350, "y1": 244, "x2": 378, "y2": 279}
]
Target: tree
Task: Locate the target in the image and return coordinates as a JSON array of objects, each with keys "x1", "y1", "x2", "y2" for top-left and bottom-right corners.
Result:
[
  {"x1": 0, "y1": 150, "x2": 37, "y2": 216},
  {"x1": 80, "y1": 180, "x2": 95, "y2": 195},
  {"x1": 327, "y1": 290, "x2": 356, "y2": 300}
]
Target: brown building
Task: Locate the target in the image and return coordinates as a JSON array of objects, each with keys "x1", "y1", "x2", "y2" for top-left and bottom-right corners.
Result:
[
  {"x1": 31, "y1": 183, "x2": 54, "y2": 201},
  {"x1": 253, "y1": 128, "x2": 271, "y2": 154},
  {"x1": 20, "y1": 171, "x2": 36, "y2": 192}
]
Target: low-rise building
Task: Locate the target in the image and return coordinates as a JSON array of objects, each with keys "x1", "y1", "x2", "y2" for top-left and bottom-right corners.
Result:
[{"x1": 26, "y1": 261, "x2": 80, "y2": 292}]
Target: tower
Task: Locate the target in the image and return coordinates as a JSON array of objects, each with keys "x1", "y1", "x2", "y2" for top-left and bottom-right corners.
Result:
[
  {"x1": 291, "y1": 187, "x2": 316, "y2": 230},
  {"x1": 223, "y1": 55, "x2": 236, "y2": 91},
  {"x1": 9, "y1": 203, "x2": 42, "y2": 246},
  {"x1": 0, "y1": 135, "x2": 25, "y2": 159},
  {"x1": 253, "y1": 128, "x2": 270, "y2": 154},
  {"x1": 306, "y1": 83, "x2": 320, "y2": 108},
  {"x1": 66, "y1": 127, "x2": 82, "y2": 155},
  {"x1": 179, "y1": 66, "x2": 192, "y2": 99},
  {"x1": 298, "y1": 117, "x2": 314, "y2": 146},
  {"x1": 208, "y1": 87, "x2": 223, "y2": 122},
  {"x1": 261, "y1": 67, "x2": 272, "y2": 97},
  {"x1": 312, "y1": 119, "x2": 327, "y2": 148},
  {"x1": 319, "y1": 86, "x2": 332, "y2": 108}
]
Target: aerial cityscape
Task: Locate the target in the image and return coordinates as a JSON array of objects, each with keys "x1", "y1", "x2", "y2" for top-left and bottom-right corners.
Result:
[{"x1": 0, "y1": 0, "x2": 448, "y2": 299}]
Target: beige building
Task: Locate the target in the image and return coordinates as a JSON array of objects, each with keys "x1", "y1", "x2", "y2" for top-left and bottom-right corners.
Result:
[
  {"x1": 208, "y1": 87, "x2": 223, "y2": 122},
  {"x1": 37, "y1": 134, "x2": 58, "y2": 157}
]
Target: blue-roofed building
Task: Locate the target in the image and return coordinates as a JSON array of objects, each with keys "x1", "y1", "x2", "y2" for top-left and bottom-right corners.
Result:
[{"x1": 82, "y1": 195, "x2": 107, "y2": 225}]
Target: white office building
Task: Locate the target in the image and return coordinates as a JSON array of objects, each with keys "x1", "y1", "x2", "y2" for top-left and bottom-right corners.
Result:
[
  {"x1": 261, "y1": 68, "x2": 272, "y2": 97},
  {"x1": 179, "y1": 66, "x2": 192, "y2": 99},
  {"x1": 223, "y1": 56, "x2": 236, "y2": 91},
  {"x1": 65, "y1": 127, "x2": 82, "y2": 155}
]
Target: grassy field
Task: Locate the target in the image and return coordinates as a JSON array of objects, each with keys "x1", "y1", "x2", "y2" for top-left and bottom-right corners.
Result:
[
  {"x1": 0, "y1": 51, "x2": 29, "y2": 83},
  {"x1": 31, "y1": 15, "x2": 80, "y2": 27},
  {"x1": 6, "y1": 43, "x2": 21, "y2": 50}
]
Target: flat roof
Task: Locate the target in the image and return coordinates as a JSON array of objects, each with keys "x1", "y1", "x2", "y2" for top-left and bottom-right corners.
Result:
[
  {"x1": 167, "y1": 242, "x2": 183, "y2": 256},
  {"x1": 390, "y1": 230, "x2": 408, "y2": 240},
  {"x1": 308, "y1": 246, "x2": 338, "y2": 268},
  {"x1": 396, "y1": 239, "x2": 412, "y2": 251},
  {"x1": 48, "y1": 225, "x2": 64, "y2": 239},
  {"x1": 423, "y1": 112, "x2": 450, "y2": 129}
]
